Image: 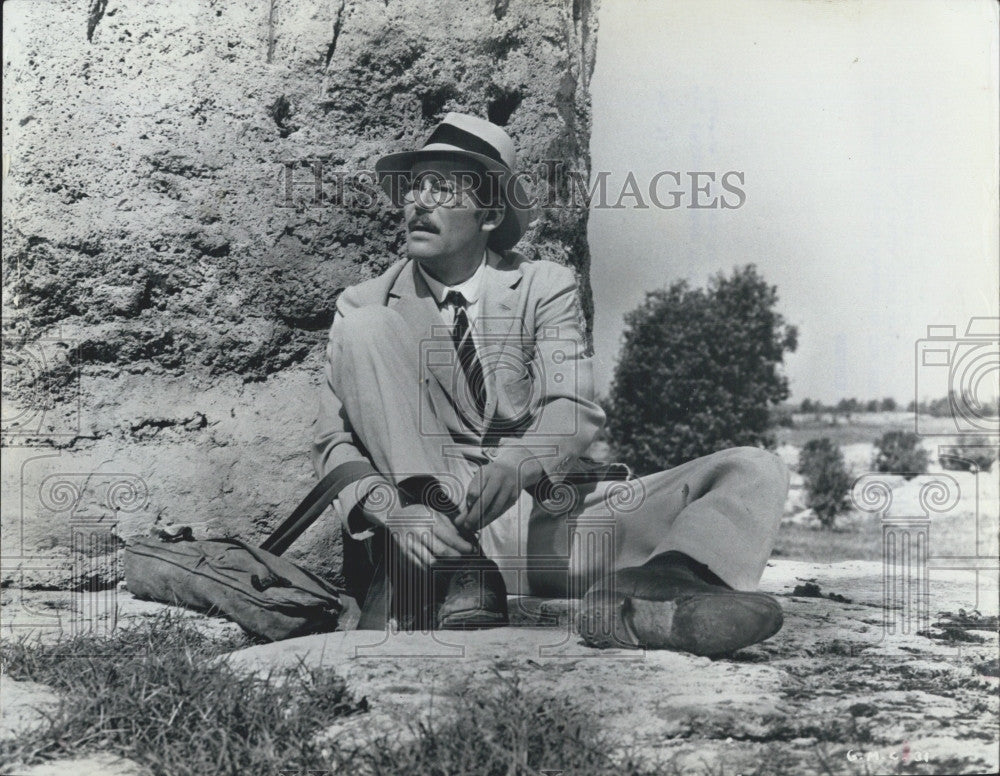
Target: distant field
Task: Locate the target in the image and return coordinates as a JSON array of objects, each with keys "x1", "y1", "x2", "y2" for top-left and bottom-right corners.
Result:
[
  {"x1": 775, "y1": 411, "x2": 965, "y2": 448},
  {"x1": 773, "y1": 506, "x2": 998, "y2": 563},
  {"x1": 773, "y1": 413, "x2": 997, "y2": 563}
]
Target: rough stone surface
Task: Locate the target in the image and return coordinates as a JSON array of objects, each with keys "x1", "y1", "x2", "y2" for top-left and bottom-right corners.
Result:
[
  {"x1": 9, "y1": 753, "x2": 151, "y2": 776},
  {"x1": 3, "y1": 559, "x2": 997, "y2": 773},
  {"x1": 2, "y1": 0, "x2": 600, "y2": 585},
  {"x1": 0, "y1": 675, "x2": 61, "y2": 744},
  {"x1": 222, "y1": 560, "x2": 999, "y2": 773}
]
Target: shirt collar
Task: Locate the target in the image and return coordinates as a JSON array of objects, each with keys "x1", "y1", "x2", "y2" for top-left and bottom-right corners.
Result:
[{"x1": 416, "y1": 251, "x2": 487, "y2": 306}]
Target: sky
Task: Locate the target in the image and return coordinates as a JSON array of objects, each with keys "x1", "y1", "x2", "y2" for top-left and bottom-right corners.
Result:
[{"x1": 587, "y1": 0, "x2": 999, "y2": 407}]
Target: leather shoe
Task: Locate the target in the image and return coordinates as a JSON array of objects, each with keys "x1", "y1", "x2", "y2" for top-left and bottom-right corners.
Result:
[
  {"x1": 578, "y1": 554, "x2": 782, "y2": 656},
  {"x1": 434, "y1": 554, "x2": 509, "y2": 629}
]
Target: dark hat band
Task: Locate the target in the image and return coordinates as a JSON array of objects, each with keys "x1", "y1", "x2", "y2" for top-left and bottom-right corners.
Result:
[{"x1": 424, "y1": 123, "x2": 508, "y2": 167}]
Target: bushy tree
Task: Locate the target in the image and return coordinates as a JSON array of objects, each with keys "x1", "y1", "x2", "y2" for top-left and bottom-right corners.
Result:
[
  {"x1": 798, "y1": 438, "x2": 852, "y2": 529},
  {"x1": 872, "y1": 431, "x2": 929, "y2": 479},
  {"x1": 770, "y1": 406, "x2": 795, "y2": 427},
  {"x1": 606, "y1": 265, "x2": 797, "y2": 474},
  {"x1": 836, "y1": 397, "x2": 861, "y2": 419},
  {"x1": 880, "y1": 397, "x2": 897, "y2": 412}
]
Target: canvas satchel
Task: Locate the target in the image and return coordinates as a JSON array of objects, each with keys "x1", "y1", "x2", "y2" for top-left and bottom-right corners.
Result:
[{"x1": 123, "y1": 462, "x2": 371, "y2": 641}]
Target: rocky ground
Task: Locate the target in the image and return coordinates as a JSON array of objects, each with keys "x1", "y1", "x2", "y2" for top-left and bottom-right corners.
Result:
[{"x1": 3, "y1": 559, "x2": 997, "y2": 775}]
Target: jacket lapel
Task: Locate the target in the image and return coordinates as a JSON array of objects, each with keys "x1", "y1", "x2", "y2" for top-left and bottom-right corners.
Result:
[
  {"x1": 477, "y1": 252, "x2": 523, "y2": 416},
  {"x1": 386, "y1": 254, "x2": 524, "y2": 428},
  {"x1": 387, "y1": 261, "x2": 456, "y2": 398}
]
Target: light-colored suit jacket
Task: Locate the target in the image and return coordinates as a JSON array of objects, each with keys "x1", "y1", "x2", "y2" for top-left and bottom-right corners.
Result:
[{"x1": 311, "y1": 249, "x2": 606, "y2": 530}]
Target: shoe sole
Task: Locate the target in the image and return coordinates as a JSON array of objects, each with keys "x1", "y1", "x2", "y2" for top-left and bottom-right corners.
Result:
[{"x1": 579, "y1": 590, "x2": 783, "y2": 656}]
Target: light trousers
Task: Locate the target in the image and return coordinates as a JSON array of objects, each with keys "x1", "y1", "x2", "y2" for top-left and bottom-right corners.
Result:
[{"x1": 329, "y1": 306, "x2": 788, "y2": 597}]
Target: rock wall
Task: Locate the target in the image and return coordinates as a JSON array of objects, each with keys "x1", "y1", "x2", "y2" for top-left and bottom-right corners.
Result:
[{"x1": 1, "y1": 0, "x2": 600, "y2": 586}]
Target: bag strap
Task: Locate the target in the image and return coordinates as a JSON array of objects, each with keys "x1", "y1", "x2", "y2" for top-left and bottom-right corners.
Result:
[
  {"x1": 357, "y1": 554, "x2": 390, "y2": 629},
  {"x1": 260, "y1": 460, "x2": 376, "y2": 556}
]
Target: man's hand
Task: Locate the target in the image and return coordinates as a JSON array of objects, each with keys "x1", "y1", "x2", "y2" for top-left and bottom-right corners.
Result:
[
  {"x1": 384, "y1": 504, "x2": 475, "y2": 570},
  {"x1": 455, "y1": 453, "x2": 544, "y2": 534},
  {"x1": 358, "y1": 482, "x2": 474, "y2": 569}
]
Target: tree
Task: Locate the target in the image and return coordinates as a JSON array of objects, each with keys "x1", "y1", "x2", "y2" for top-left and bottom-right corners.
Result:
[
  {"x1": 800, "y1": 398, "x2": 815, "y2": 413},
  {"x1": 873, "y1": 431, "x2": 929, "y2": 479},
  {"x1": 865, "y1": 399, "x2": 879, "y2": 413},
  {"x1": 606, "y1": 265, "x2": 798, "y2": 474},
  {"x1": 880, "y1": 397, "x2": 897, "y2": 412},
  {"x1": 798, "y1": 438, "x2": 852, "y2": 529},
  {"x1": 836, "y1": 398, "x2": 860, "y2": 419}
]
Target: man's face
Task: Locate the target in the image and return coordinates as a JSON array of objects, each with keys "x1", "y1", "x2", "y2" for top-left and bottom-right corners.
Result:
[{"x1": 403, "y1": 158, "x2": 493, "y2": 266}]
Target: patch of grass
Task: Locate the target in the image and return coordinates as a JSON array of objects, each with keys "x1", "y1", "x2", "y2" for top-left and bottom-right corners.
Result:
[
  {"x1": 935, "y1": 609, "x2": 1000, "y2": 632},
  {"x1": 1, "y1": 614, "x2": 673, "y2": 776},
  {"x1": 774, "y1": 502, "x2": 998, "y2": 562},
  {"x1": 350, "y1": 668, "x2": 663, "y2": 776},
  {"x1": 974, "y1": 658, "x2": 999, "y2": 678},
  {"x1": 773, "y1": 520, "x2": 884, "y2": 561},
  {"x1": 0, "y1": 611, "x2": 367, "y2": 776}
]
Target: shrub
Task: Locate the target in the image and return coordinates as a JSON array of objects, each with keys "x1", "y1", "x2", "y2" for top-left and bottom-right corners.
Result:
[
  {"x1": 939, "y1": 435, "x2": 998, "y2": 473},
  {"x1": 798, "y1": 438, "x2": 852, "y2": 529},
  {"x1": 606, "y1": 265, "x2": 797, "y2": 474},
  {"x1": 872, "y1": 431, "x2": 929, "y2": 479},
  {"x1": 770, "y1": 406, "x2": 795, "y2": 428}
]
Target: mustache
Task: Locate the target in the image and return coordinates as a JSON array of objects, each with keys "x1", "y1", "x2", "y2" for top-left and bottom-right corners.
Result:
[{"x1": 407, "y1": 217, "x2": 439, "y2": 233}]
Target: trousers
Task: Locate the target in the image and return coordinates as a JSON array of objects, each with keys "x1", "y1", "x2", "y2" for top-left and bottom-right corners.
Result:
[{"x1": 328, "y1": 306, "x2": 789, "y2": 598}]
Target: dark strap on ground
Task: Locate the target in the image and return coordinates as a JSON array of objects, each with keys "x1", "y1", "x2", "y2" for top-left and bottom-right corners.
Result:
[
  {"x1": 260, "y1": 460, "x2": 376, "y2": 556},
  {"x1": 357, "y1": 553, "x2": 390, "y2": 629}
]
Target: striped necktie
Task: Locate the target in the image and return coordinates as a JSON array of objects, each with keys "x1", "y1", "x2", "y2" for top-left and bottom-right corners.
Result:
[{"x1": 445, "y1": 290, "x2": 486, "y2": 417}]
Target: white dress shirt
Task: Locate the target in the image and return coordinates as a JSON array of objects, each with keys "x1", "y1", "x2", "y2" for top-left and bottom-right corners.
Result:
[{"x1": 415, "y1": 252, "x2": 487, "y2": 339}]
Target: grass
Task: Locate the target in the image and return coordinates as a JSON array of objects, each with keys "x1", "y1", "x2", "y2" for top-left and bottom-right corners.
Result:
[
  {"x1": 0, "y1": 611, "x2": 367, "y2": 776},
  {"x1": 772, "y1": 519, "x2": 885, "y2": 562},
  {"x1": 2, "y1": 612, "x2": 861, "y2": 776},
  {"x1": 4, "y1": 611, "x2": 934, "y2": 776},
  {"x1": 774, "y1": 497, "x2": 998, "y2": 564},
  {"x1": 348, "y1": 669, "x2": 664, "y2": 776},
  {"x1": 1, "y1": 611, "x2": 674, "y2": 776}
]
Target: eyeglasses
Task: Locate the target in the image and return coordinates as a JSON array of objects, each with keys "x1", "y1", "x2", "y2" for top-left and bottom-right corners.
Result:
[{"x1": 402, "y1": 175, "x2": 470, "y2": 208}]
